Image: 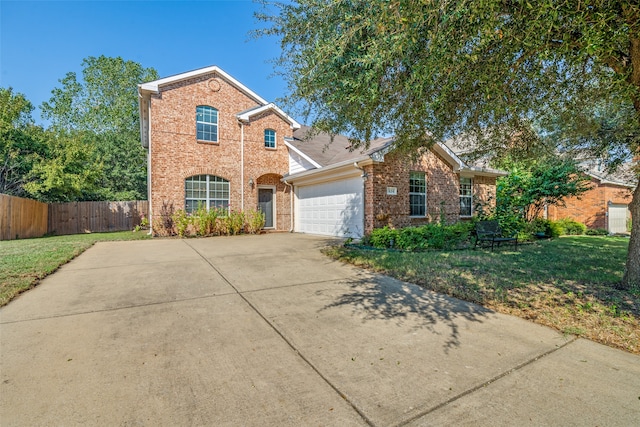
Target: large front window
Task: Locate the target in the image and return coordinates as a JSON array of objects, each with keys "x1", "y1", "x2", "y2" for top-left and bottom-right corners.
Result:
[
  {"x1": 185, "y1": 175, "x2": 229, "y2": 213},
  {"x1": 460, "y1": 177, "x2": 473, "y2": 217},
  {"x1": 409, "y1": 172, "x2": 426, "y2": 216},
  {"x1": 196, "y1": 106, "x2": 218, "y2": 142}
]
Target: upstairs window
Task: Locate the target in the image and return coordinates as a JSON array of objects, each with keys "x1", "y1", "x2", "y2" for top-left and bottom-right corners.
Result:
[
  {"x1": 196, "y1": 106, "x2": 218, "y2": 142},
  {"x1": 409, "y1": 172, "x2": 426, "y2": 217},
  {"x1": 185, "y1": 175, "x2": 229, "y2": 213},
  {"x1": 264, "y1": 129, "x2": 276, "y2": 149},
  {"x1": 460, "y1": 177, "x2": 473, "y2": 217}
]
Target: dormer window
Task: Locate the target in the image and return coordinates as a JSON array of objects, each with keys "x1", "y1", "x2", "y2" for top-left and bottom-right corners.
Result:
[
  {"x1": 264, "y1": 129, "x2": 276, "y2": 149},
  {"x1": 196, "y1": 106, "x2": 218, "y2": 142}
]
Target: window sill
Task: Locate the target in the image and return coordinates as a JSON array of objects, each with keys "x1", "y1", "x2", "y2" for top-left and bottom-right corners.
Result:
[
  {"x1": 197, "y1": 140, "x2": 219, "y2": 145},
  {"x1": 264, "y1": 146, "x2": 277, "y2": 150}
]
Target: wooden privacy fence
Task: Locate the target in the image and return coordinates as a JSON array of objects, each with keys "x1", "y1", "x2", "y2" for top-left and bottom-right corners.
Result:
[
  {"x1": 0, "y1": 195, "x2": 148, "y2": 240},
  {"x1": 0, "y1": 194, "x2": 48, "y2": 240},
  {"x1": 48, "y1": 200, "x2": 148, "y2": 236}
]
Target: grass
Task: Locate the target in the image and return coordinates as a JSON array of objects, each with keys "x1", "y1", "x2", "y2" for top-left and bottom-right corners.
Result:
[
  {"x1": 324, "y1": 236, "x2": 640, "y2": 355},
  {"x1": 0, "y1": 231, "x2": 151, "y2": 306}
]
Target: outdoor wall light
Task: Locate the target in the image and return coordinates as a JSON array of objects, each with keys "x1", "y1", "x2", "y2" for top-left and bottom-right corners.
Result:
[{"x1": 249, "y1": 178, "x2": 255, "y2": 188}]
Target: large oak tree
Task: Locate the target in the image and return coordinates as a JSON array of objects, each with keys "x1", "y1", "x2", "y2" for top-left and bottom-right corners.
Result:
[{"x1": 259, "y1": 0, "x2": 640, "y2": 287}]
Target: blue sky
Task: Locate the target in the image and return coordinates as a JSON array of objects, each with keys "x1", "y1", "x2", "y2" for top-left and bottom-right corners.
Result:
[{"x1": 1, "y1": 0, "x2": 287, "y2": 124}]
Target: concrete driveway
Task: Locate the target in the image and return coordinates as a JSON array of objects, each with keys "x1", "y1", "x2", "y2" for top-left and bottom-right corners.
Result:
[{"x1": 1, "y1": 233, "x2": 639, "y2": 426}]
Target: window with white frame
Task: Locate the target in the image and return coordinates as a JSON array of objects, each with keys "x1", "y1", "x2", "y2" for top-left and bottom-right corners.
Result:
[
  {"x1": 409, "y1": 172, "x2": 426, "y2": 216},
  {"x1": 264, "y1": 129, "x2": 276, "y2": 149},
  {"x1": 185, "y1": 175, "x2": 229, "y2": 213},
  {"x1": 196, "y1": 106, "x2": 218, "y2": 142},
  {"x1": 460, "y1": 177, "x2": 473, "y2": 217}
]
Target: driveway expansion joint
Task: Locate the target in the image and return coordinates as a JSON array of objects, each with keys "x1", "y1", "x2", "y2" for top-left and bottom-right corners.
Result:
[
  {"x1": 0, "y1": 292, "x2": 238, "y2": 324},
  {"x1": 393, "y1": 335, "x2": 581, "y2": 427},
  {"x1": 182, "y1": 240, "x2": 376, "y2": 427}
]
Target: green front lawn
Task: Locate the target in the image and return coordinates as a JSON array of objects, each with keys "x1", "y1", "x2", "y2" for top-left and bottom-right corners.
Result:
[
  {"x1": 325, "y1": 236, "x2": 639, "y2": 354},
  {"x1": 0, "y1": 231, "x2": 151, "y2": 306}
]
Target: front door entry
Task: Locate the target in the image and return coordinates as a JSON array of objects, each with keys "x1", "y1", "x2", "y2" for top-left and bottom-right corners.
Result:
[{"x1": 258, "y1": 188, "x2": 274, "y2": 228}]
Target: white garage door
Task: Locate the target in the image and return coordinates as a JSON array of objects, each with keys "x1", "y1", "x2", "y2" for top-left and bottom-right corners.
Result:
[
  {"x1": 608, "y1": 204, "x2": 628, "y2": 234},
  {"x1": 296, "y1": 178, "x2": 364, "y2": 238}
]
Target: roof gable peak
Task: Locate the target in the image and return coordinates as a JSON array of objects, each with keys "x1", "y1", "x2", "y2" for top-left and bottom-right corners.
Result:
[{"x1": 138, "y1": 65, "x2": 268, "y2": 105}]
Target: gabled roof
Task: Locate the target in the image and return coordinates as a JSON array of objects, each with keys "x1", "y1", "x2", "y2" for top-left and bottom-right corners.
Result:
[
  {"x1": 581, "y1": 162, "x2": 637, "y2": 188},
  {"x1": 444, "y1": 133, "x2": 638, "y2": 183},
  {"x1": 287, "y1": 125, "x2": 506, "y2": 178},
  {"x1": 138, "y1": 65, "x2": 302, "y2": 148},
  {"x1": 236, "y1": 103, "x2": 301, "y2": 130},
  {"x1": 284, "y1": 139, "x2": 322, "y2": 169},
  {"x1": 289, "y1": 126, "x2": 393, "y2": 167},
  {"x1": 138, "y1": 65, "x2": 268, "y2": 105}
]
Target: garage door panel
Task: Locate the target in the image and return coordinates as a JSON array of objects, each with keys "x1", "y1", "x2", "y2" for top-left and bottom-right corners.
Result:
[
  {"x1": 608, "y1": 205, "x2": 628, "y2": 234},
  {"x1": 297, "y1": 178, "x2": 364, "y2": 238}
]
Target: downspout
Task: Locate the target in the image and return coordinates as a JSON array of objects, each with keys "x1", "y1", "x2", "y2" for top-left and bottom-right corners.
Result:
[
  {"x1": 354, "y1": 162, "x2": 367, "y2": 237},
  {"x1": 239, "y1": 120, "x2": 245, "y2": 211},
  {"x1": 140, "y1": 92, "x2": 153, "y2": 236},
  {"x1": 148, "y1": 100, "x2": 152, "y2": 235},
  {"x1": 283, "y1": 179, "x2": 294, "y2": 232}
]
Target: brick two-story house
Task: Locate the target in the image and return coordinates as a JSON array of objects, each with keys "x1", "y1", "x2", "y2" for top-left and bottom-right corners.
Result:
[{"x1": 138, "y1": 66, "x2": 505, "y2": 238}]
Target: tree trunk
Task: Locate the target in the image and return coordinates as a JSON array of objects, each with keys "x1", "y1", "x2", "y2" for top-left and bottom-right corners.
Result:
[
  {"x1": 621, "y1": 33, "x2": 640, "y2": 288},
  {"x1": 621, "y1": 181, "x2": 640, "y2": 288}
]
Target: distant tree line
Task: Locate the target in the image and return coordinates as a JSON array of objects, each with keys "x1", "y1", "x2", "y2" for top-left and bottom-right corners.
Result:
[{"x1": 1, "y1": 56, "x2": 158, "y2": 202}]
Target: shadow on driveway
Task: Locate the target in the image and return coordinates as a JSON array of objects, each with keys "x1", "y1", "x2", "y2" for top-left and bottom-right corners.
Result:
[{"x1": 320, "y1": 275, "x2": 491, "y2": 352}]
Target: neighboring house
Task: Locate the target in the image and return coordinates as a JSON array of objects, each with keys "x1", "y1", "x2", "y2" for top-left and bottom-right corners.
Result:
[
  {"x1": 447, "y1": 134, "x2": 637, "y2": 234},
  {"x1": 545, "y1": 165, "x2": 635, "y2": 233},
  {"x1": 138, "y1": 66, "x2": 505, "y2": 238}
]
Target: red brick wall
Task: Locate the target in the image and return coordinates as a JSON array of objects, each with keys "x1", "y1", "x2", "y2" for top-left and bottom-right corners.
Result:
[
  {"x1": 546, "y1": 178, "x2": 632, "y2": 229},
  {"x1": 365, "y1": 150, "x2": 490, "y2": 233},
  {"x1": 473, "y1": 175, "x2": 497, "y2": 214},
  {"x1": 148, "y1": 72, "x2": 293, "y2": 229}
]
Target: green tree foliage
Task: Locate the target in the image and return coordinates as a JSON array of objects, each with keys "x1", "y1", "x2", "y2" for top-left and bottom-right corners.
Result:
[
  {"x1": 259, "y1": 0, "x2": 640, "y2": 287},
  {"x1": 42, "y1": 56, "x2": 158, "y2": 200},
  {"x1": 0, "y1": 88, "x2": 45, "y2": 197},
  {"x1": 495, "y1": 158, "x2": 591, "y2": 223},
  {"x1": 23, "y1": 131, "x2": 103, "y2": 202},
  {"x1": 0, "y1": 87, "x2": 33, "y2": 132}
]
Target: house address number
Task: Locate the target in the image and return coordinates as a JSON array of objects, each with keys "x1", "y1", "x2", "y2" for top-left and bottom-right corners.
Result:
[{"x1": 386, "y1": 187, "x2": 397, "y2": 195}]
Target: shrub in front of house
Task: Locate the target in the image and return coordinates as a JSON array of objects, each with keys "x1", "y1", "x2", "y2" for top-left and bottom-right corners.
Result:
[
  {"x1": 172, "y1": 209, "x2": 191, "y2": 237},
  {"x1": 523, "y1": 218, "x2": 562, "y2": 239},
  {"x1": 152, "y1": 201, "x2": 176, "y2": 237},
  {"x1": 523, "y1": 218, "x2": 586, "y2": 239},
  {"x1": 364, "y1": 222, "x2": 474, "y2": 251},
  {"x1": 152, "y1": 202, "x2": 265, "y2": 237},
  {"x1": 555, "y1": 218, "x2": 587, "y2": 235},
  {"x1": 585, "y1": 228, "x2": 609, "y2": 236},
  {"x1": 217, "y1": 210, "x2": 246, "y2": 236},
  {"x1": 245, "y1": 209, "x2": 266, "y2": 234}
]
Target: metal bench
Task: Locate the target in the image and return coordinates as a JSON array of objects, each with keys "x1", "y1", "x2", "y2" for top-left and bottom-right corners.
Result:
[{"x1": 474, "y1": 220, "x2": 518, "y2": 251}]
